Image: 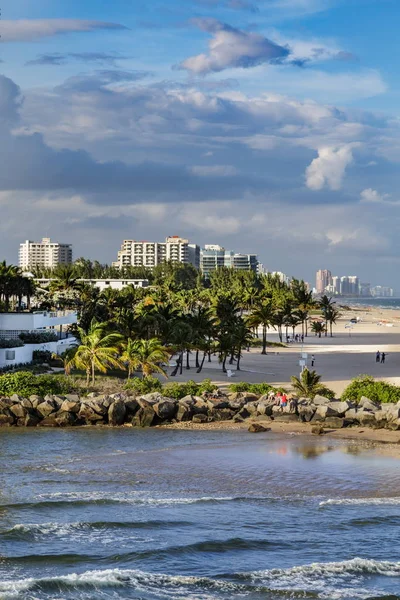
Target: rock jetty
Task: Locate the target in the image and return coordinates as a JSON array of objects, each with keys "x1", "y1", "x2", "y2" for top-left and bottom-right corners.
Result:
[{"x1": 0, "y1": 390, "x2": 399, "y2": 430}]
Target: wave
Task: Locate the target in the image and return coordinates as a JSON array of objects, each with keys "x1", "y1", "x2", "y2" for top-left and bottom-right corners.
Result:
[
  {"x1": 0, "y1": 519, "x2": 190, "y2": 540},
  {"x1": 1, "y1": 560, "x2": 400, "y2": 600},
  {"x1": 320, "y1": 498, "x2": 400, "y2": 507}
]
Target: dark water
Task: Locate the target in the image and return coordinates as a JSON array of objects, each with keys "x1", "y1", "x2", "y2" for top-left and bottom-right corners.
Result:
[
  {"x1": 1, "y1": 429, "x2": 400, "y2": 599},
  {"x1": 342, "y1": 298, "x2": 400, "y2": 310}
]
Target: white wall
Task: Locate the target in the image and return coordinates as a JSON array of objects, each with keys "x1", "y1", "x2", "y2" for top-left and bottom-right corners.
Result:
[
  {"x1": 0, "y1": 311, "x2": 77, "y2": 331},
  {"x1": 0, "y1": 338, "x2": 77, "y2": 369}
]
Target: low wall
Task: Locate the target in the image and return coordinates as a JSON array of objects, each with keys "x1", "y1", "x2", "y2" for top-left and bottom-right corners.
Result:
[{"x1": 0, "y1": 337, "x2": 77, "y2": 369}]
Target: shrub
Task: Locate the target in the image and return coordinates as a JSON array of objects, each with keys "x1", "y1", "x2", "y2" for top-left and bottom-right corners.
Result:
[
  {"x1": 162, "y1": 379, "x2": 217, "y2": 400},
  {"x1": 0, "y1": 339, "x2": 24, "y2": 348},
  {"x1": 19, "y1": 332, "x2": 58, "y2": 344},
  {"x1": 228, "y1": 382, "x2": 274, "y2": 395},
  {"x1": 32, "y1": 350, "x2": 52, "y2": 363},
  {"x1": 124, "y1": 376, "x2": 162, "y2": 395},
  {"x1": 341, "y1": 375, "x2": 400, "y2": 404},
  {"x1": 0, "y1": 371, "x2": 73, "y2": 397}
]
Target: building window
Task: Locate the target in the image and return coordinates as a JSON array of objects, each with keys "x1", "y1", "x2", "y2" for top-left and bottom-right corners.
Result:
[{"x1": 5, "y1": 351, "x2": 15, "y2": 361}]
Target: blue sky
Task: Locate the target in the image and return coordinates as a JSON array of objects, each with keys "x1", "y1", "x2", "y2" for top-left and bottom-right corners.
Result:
[{"x1": 1, "y1": 0, "x2": 400, "y2": 288}]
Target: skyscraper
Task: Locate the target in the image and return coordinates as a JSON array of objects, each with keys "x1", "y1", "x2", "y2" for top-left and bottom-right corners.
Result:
[
  {"x1": 113, "y1": 236, "x2": 200, "y2": 270},
  {"x1": 316, "y1": 270, "x2": 332, "y2": 294}
]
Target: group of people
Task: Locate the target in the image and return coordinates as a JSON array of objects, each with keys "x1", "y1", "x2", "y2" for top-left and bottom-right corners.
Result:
[
  {"x1": 376, "y1": 351, "x2": 387, "y2": 364},
  {"x1": 286, "y1": 334, "x2": 304, "y2": 344},
  {"x1": 268, "y1": 390, "x2": 298, "y2": 411}
]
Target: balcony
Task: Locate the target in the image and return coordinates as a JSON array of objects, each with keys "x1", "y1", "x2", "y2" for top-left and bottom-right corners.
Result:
[{"x1": 0, "y1": 311, "x2": 78, "y2": 332}]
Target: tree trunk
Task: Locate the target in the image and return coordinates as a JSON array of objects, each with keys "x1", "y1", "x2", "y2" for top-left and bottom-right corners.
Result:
[
  {"x1": 262, "y1": 326, "x2": 267, "y2": 355},
  {"x1": 91, "y1": 361, "x2": 95, "y2": 385},
  {"x1": 208, "y1": 351, "x2": 212, "y2": 363},
  {"x1": 186, "y1": 350, "x2": 190, "y2": 369},
  {"x1": 222, "y1": 354, "x2": 227, "y2": 373},
  {"x1": 237, "y1": 347, "x2": 242, "y2": 371},
  {"x1": 180, "y1": 352, "x2": 183, "y2": 375},
  {"x1": 325, "y1": 320, "x2": 328, "y2": 336},
  {"x1": 195, "y1": 349, "x2": 199, "y2": 369},
  {"x1": 86, "y1": 368, "x2": 90, "y2": 386},
  {"x1": 197, "y1": 352, "x2": 207, "y2": 374}
]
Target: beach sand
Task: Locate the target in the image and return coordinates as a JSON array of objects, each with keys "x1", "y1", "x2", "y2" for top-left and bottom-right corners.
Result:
[{"x1": 170, "y1": 306, "x2": 400, "y2": 396}]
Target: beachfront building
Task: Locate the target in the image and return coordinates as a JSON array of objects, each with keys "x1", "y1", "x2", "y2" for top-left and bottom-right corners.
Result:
[
  {"x1": 113, "y1": 236, "x2": 200, "y2": 270},
  {"x1": 0, "y1": 310, "x2": 77, "y2": 369},
  {"x1": 19, "y1": 238, "x2": 72, "y2": 270},
  {"x1": 272, "y1": 271, "x2": 291, "y2": 285},
  {"x1": 34, "y1": 278, "x2": 150, "y2": 291},
  {"x1": 200, "y1": 245, "x2": 258, "y2": 278},
  {"x1": 371, "y1": 286, "x2": 394, "y2": 298},
  {"x1": 316, "y1": 270, "x2": 332, "y2": 294}
]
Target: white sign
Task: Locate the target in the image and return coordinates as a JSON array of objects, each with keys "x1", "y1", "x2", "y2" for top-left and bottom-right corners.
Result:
[
  {"x1": 302, "y1": 353, "x2": 308, "y2": 359},
  {"x1": 299, "y1": 359, "x2": 306, "y2": 367}
]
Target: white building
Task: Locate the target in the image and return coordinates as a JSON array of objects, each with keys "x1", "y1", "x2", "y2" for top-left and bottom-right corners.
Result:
[
  {"x1": 19, "y1": 238, "x2": 72, "y2": 270},
  {"x1": 34, "y1": 278, "x2": 150, "y2": 291},
  {"x1": 113, "y1": 236, "x2": 200, "y2": 270},
  {"x1": 0, "y1": 311, "x2": 78, "y2": 369},
  {"x1": 200, "y1": 245, "x2": 258, "y2": 278}
]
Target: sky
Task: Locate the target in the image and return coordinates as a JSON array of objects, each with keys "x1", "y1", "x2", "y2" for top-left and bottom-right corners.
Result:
[{"x1": 1, "y1": 0, "x2": 400, "y2": 289}]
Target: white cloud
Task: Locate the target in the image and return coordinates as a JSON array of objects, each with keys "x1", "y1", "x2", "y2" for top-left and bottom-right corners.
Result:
[
  {"x1": 360, "y1": 188, "x2": 390, "y2": 204},
  {"x1": 179, "y1": 19, "x2": 289, "y2": 74},
  {"x1": 305, "y1": 145, "x2": 357, "y2": 191},
  {"x1": 0, "y1": 19, "x2": 126, "y2": 43}
]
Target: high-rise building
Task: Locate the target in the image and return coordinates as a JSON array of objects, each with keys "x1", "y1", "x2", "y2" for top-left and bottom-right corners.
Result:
[
  {"x1": 113, "y1": 236, "x2": 200, "y2": 270},
  {"x1": 331, "y1": 276, "x2": 341, "y2": 295},
  {"x1": 348, "y1": 276, "x2": 360, "y2": 296},
  {"x1": 200, "y1": 245, "x2": 258, "y2": 278},
  {"x1": 360, "y1": 283, "x2": 371, "y2": 297},
  {"x1": 371, "y1": 286, "x2": 394, "y2": 298},
  {"x1": 19, "y1": 238, "x2": 72, "y2": 270},
  {"x1": 316, "y1": 270, "x2": 332, "y2": 294}
]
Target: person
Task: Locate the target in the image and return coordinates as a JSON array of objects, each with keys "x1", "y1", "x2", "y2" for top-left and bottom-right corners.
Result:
[
  {"x1": 301, "y1": 334, "x2": 304, "y2": 343},
  {"x1": 311, "y1": 354, "x2": 315, "y2": 367},
  {"x1": 376, "y1": 351, "x2": 381, "y2": 363},
  {"x1": 280, "y1": 393, "x2": 288, "y2": 409},
  {"x1": 381, "y1": 352, "x2": 386, "y2": 364}
]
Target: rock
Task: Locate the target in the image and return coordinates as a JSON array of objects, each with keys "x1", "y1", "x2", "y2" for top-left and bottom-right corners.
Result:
[
  {"x1": 87, "y1": 401, "x2": 108, "y2": 416},
  {"x1": 237, "y1": 407, "x2": 251, "y2": 420},
  {"x1": 192, "y1": 414, "x2": 208, "y2": 423},
  {"x1": 374, "y1": 410, "x2": 389, "y2": 422},
  {"x1": 30, "y1": 395, "x2": 44, "y2": 408},
  {"x1": 55, "y1": 411, "x2": 77, "y2": 427},
  {"x1": 86, "y1": 392, "x2": 100, "y2": 398},
  {"x1": 210, "y1": 408, "x2": 235, "y2": 421},
  {"x1": 192, "y1": 398, "x2": 209, "y2": 414},
  {"x1": 9, "y1": 404, "x2": 27, "y2": 419},
  {"x1": 257, "y1": 402, "x2": 274, "y2": 417},
  {"x1": 0, "y1": 412, "x2": 14, "y2": 426},
  {"x1": 0, "y1": 398, "x2": 13, "y2": 408},
  {"x1": 108, "y1": 401, "x2": 126, "y2": 426},
  {"x1": 24, "y1": 413, "x2": 41, "y2": 427},
  {"x1": 38, "y1": 416, "x2": 59, "y2": 427},
  {"x1": 36, "y1": 400, "x2": 57, "y2": 418},
  {"x1": 132, "y1": 405, "x2": 155, "y2": 427},
  {"x1": 312, "y1": 425, "x2": 325, "y2": 435},
  {"x1": 64, "y1": 394, "x2": 81, "y2": 402},
  {"x1": 344, "y1": 408, "x2": 359, "y2": 420},
  {"x1": 324, "y1": 417, "x2": 345, "y2": 429},
  {"x1": 273, "y1": 413, "x2": 299, "y2": 423},
  {"x1": 140, "y1": 392, "x2": 165, "y2": 405},
  {"x1": 153, "y1": 400, "x2": 177, "y2": 421},
  {"x1": 334, "y1": 401, "x2": 354, "y2": 416},
  {"x1": 386, "y1": 419, "x2": 400, "y2": 431},
  {"x1": 298, "y1": 405, "x2": 316, "y2": 422},
  {"x1": 313, "y1": 405, "x2": 340, "y2": 420},
  {"x1": 385, "y1": 405, "x2": 400, "y2": 421},
  {"x1": 123, "y1": 398, "x2": 140, "y2": 416},
  {"x1": 357, "y1": 411, "x2": 378, "y2": 427},
  {"x1": 21, "y1": 399, "x2": 33, "y2": 409},
  {"x1": 61, "y1": 400, "x2": 81, "y2": 413},
  {"x1": 313, "y1": 395, "x2": 332, "y2": 406},
  {"x1": 233, "y1": 415, "x2": 244, "y2": 423},
  {"x1": 10, "y1": 394, "x2": 25, "y2": 403},
  {"x1": 206, "y1": 398, "x2": 230, "y2": 410},
  {"x1": 78, "y1": 403, "x2": 105, "y2": 422},
  {"x1": 248, "y1": 423, "x2": 269, "y2": 433},
  {"x1": 358, "y1": 397, "x2": 380, "y2": 412},
  {"x1": 176, "y1": 403, "x2": 194, "y2": 422}
]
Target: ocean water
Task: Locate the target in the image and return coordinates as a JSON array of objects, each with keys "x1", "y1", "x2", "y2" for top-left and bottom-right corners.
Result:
[
  {"x1": 342, "y1": 298, "x2": 400, "y2": 310},
  {"x1": 1, "y1": 429, "x2": 400, "y2": 600}
]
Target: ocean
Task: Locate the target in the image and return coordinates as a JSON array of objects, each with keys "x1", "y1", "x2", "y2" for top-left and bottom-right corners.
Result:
[
  {"x1": 341, "y1": 298, "x2": 400, "y2": 310},
  {"x1": 1, "y1": 428, "x2": 400, "y2": 600}
]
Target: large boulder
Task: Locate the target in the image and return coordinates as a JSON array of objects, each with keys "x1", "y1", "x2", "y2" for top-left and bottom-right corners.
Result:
[
  {"x1": 209, "y1": 408, "x2": 235, "y2": 421},
  {"x1": 153, "y1": 400, "x2": 177, "y2": 421},
  {"x1": 273, "y1": 413, "x2": 299, "y2": 423},
  {"x1": 313, "y1": 395, "x2": 333, "y2": 406},
  {"x1": 108, "y1": 401, "x2": 127, "y2": 426},
  {"x1": 386, "y1": 418, "x2": 400, "y2": 431},
  {"x1": 192, "y1": 398, "x2": 209, "y2": 415},
  {"x1": 344, "y1": 408, "x2": 359, "y2": 420},
  {"x1": 24, "y1": 413, "x2": 41, "y2": 427},
  {"x1": 313, "y1": 405, "x2": 340, "y2": 420},
  {"x1": 78, "y1": 403, "x2": 105, "y2": 423},
  {"x1": 241, "y1": 393, "x2": 260, "y2": 403},
  {"x1": 55, "y1": 411, "x2": 77, "y2": 427},
  {"x1": 298, "y1": 405, "x2": 316, "y2": 422},
  {"x1": 36, "y1": 400, "x2": 57, "y2": 418},
  {"x1": 61, "y1": 400, "x2": 81, "y2": 413},
  {"x1": 123, "y1": 398, "x2": 140, "y2": 417},
  {"x1": 358, "y1": 397, "x2": 380, "y2": 412},
  {"x1": 132, "y1": 405, "x2": 156, "y2": 427},
  {"x1": 324, "y1": 416, "x2": 345, "y2": 429},
  {"x1": 10, "y1": 394, "x2": 25, "y2": 403},
  {"x1": 206, "y1": 398, "x2": 230, "y2": 410},
  {"x1": 176, "y1": 402, "x2": 194, "y2": 422},
  {"x1": 192, "y1": 414, "x2": 208, "y2": 423},
  {"x1": 244, "y1": 402, "x2": 259, "y2": 415},
  {"x1": 21, "y1": 399, "x2": 33, "y2": 409},
  {"x1": 38, "y1": 416, "x2": 59, "y2": 427},
  {"x1": 29, "y1": 395, "x2": 44, "y2": 408},
  {"x1": 140, "y1": 392, "x2": 165, "y2": 405},
  {"x1": 357, "y1": 410, "x2": 378, "y2": 427},
  {"x1": 0, "y1": 411, "x2": 14, "y2": 426},
  {"x1": 257, "y1": 401, "x2": 274, "y2": 417},
  {"x1": 248, "y1": 423, "x2": 269, "y2": 433},
  {"x1": 9, "y1": 404, "x2": 27, "y2": 419}
]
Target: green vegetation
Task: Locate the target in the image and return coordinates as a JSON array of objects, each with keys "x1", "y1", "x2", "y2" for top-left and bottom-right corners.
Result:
[
  {"x1": 19, "y1": 331, "x2": 58, "y2": 344},
  {"x1": 228, "y1": 382, "x2": 274, "y2": 395},
  {"x1": 0, "y1": 339, "x2": 24, "y2": 348},
  {"x1": 290, "y1": 369, "x2": 335, "y2": 399},
  {"x1": 341, "y1": 375, "x2": 400, "y2": 404},
  {"x1": 0, "y1": 371, "x2": 73, "y2": 397}
]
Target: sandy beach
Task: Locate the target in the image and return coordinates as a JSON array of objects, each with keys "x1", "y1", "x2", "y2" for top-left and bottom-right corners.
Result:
[{"x1": 170, "y1": 305, "x2": 400, "y2": 397}]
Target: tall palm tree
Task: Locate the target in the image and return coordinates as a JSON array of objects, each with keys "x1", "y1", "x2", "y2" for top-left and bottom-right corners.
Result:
[
  {"x1": 291, "y1": 279, "x2": 315, "y2": 337},
  {"x1": 290, "y1": 368, "x2": 328, "y2": 399},
  {"x1": 123, "y1": 338, "x2": 170, "y2": 379},
  {"x1": 247, "y1": 300, "x2": 275, "y2": 354},
  {"x1": 310, "y1": 321, "x2": 326, "y2": 338},
  {"x1": 319, "y1": 295, "x2": 336, "y2": 337},
  {"x1": 65, "y1": 320, "x2": 125, "y2": 385},
  {"x1": 325, "y1": 305, "x2": 341, "y2": 337}
]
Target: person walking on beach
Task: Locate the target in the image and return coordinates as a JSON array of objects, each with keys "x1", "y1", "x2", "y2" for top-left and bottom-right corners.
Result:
[
  {"x1": 311, "y1": 354, "x2": 315, "y2": 367},
  {"x1": 381, "y1": 352, "x2": 386, "y2": 364},
  {"x1": 376, "y1": 351, "x2": 381, "y2": 363}
]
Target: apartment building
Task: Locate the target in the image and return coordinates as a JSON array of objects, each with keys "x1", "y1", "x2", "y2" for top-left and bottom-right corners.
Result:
[
  {"x1": 19, "y1": 238, "x2": 72, "y2": 270},
  {"x1": 315, "y1": 270, "x2": 332, "y2": 294},
  {"x1": 113, "y1": 236, "x2": 200, "y2": 270},
  {"x1": 200, "y1": 245, "x2": 258, "y2": 278}
]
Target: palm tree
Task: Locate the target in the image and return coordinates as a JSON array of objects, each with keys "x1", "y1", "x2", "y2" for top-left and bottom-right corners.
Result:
[
  {"x1": 247, "y1": 300, "x2": 275, "y2": 354},
  {"x1": 123, "y1": 338, "x2": 170, "y2": 379},
  {"x1": 291, "y1": 279, "x2": 315, "y2": 337},
  {"x1": 325, "y1": 305, "x2": 341, "y2": 337},
  {"x1": 319, "y1": 295, "x2": 336, "y2": 337},
  {"x1": 232, "y1": 319, "x2": 254, "y2": 370},
  {"x1": 311, "y1": 321, "x2": 326, "y2": 338},
  {"x1": 290, "y1": 368, "x2": 328, "y2": 398},
  {"x1": 65, "y1": 320, "x2": 125, "y2": 385}
]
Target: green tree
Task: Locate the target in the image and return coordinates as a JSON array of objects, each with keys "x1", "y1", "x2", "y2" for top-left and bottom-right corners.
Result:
[
  {"x1": 290, "y1": 368, "x2": 333, "y2": 399},
  {"x1": 247, "y1": 300, "x2": 275, "y2": 354},
  {"x1": 123, "y1": 338, "x2": 170, "y2": 379},
  {"x1": 65, "y1": 320, "x2": 125, "y2": 385},
  {"x1": 310, "y1": 321, "x2": 326, "y2": 338}
]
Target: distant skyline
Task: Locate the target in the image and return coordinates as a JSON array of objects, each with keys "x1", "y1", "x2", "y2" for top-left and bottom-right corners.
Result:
[{"x1": 1, "y1": 0, "x2": 400, "y2": 290}]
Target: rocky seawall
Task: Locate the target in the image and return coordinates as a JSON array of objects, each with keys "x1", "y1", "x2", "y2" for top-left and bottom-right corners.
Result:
[{"x1": 0, "y1": 390, "x2": 400, "y2": 430}]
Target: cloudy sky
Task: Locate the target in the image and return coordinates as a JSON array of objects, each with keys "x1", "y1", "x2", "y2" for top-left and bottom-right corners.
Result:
[{"x1": 1, "y1": 0, "x2": 399, "y2": 289}]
